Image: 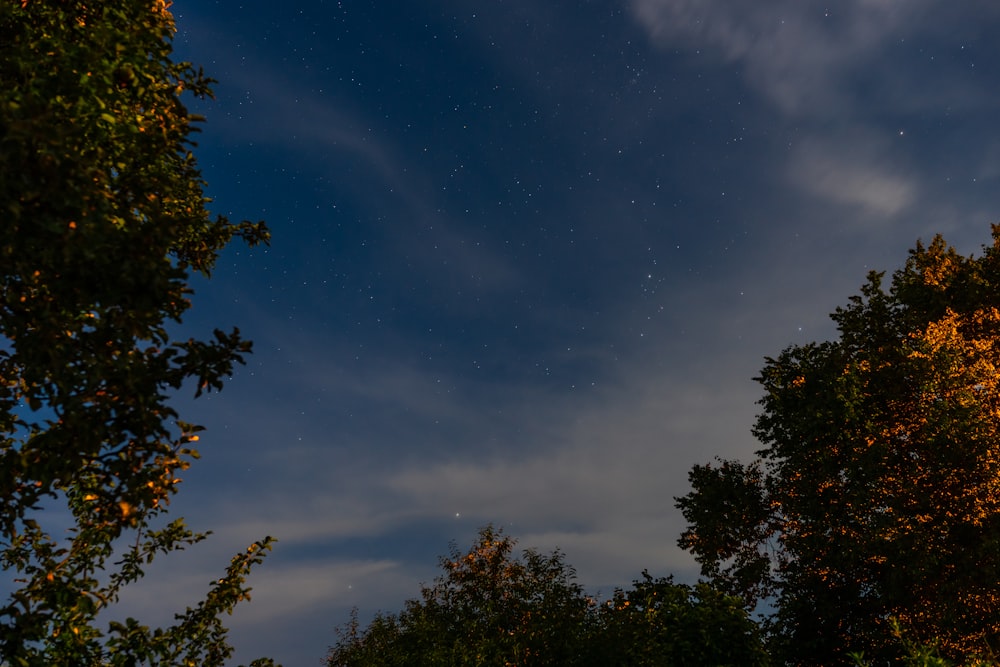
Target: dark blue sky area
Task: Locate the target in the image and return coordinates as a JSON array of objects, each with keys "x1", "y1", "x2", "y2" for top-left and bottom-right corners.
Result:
[{"x1": 110, "y1": 1, "x2": 1000, "y2": 663}]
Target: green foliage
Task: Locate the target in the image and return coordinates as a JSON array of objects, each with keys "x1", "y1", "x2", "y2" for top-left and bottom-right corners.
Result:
[
  {"x1": 592, "y1": 573, "x2": 770, "y2": 666},
  {"x1": 328, "y1": 525, "x2": 592, "y2": 666},
  {"x1": 327, "y1": 526, "x2": 769, "y2": 666},
  {"x1": 675, "y1": 459, "x2": 774, "y2": 608},
  {"x1": 0, "y1": 0, "x2": 273, "y2": 664},
  {"x1": 677, "y1": 228, "x2": 1000, "y2": 665}
]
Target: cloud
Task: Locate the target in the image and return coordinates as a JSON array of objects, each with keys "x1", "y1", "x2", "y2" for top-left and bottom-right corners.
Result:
[
  {"x1": 107, "y1": 543, "x2": 410, "y2": 665},
  {"x1": 177, "y1": 218, "x2": 885, "y2": 595},
  {"x1": 373, "y1": 355, "x2": 762, "y2": 584},
  {"x1": 787, "y1": 134, "x2": 916, "y2": 217},
  {"x1": 628, "y1": 0, "x2": 922, "y2": 116},
  {"x1": 173, "y1": 291, "x2": 775, "y2": 594}
]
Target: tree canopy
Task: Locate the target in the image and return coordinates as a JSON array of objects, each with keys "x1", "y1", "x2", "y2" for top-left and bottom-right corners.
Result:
[
  {"x1": 677, "y1": 228, "x2": 1000, "y2": 665},
  {"x1": 591, "y1": 571, "x2": 770, "y2": 666},
  {"x1": 327, "y1": 525, "x2": 768, "y2": 666},
  {"x1": 1, "y1": 1, "x2": 272, "y2": 664},
  {"x1": 328, "y1": 525, "x2": 593, "y2": 667}
]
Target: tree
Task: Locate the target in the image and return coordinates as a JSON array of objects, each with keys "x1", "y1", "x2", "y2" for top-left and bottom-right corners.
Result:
[
  {"x1": 677, "y1": 228, "x2": 1000, "y2": 665},
  {"x1": 851, "y1": 619, "x2": 1000, "y2": 667},
  {"x1": 592, "y1": 573, "x2": 770, "y2": 666},
  {"x1": 0, "y1": 1, "x2": 273, "y2": 664},
  {"x1": 327, "y1": 526, "x2": 769, "y2": 666},
  {"x1": 327, "y1": 525, "x2": 593, "y2": 666}
]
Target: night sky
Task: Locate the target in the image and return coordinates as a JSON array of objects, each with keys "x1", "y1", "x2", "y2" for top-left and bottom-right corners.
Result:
[{"x1": 119, "y1": 1, "x2": 1000, "y2": 664}]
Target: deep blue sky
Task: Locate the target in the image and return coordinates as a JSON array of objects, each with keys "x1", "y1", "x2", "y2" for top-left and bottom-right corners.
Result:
[{"x1": 117, "y1": 1, "x2": 1000, "y2": 664}]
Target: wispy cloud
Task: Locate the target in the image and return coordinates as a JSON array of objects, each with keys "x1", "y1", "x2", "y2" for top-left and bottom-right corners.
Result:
[
  {"x1": 787, "y1": 133, "x2": 916, "y2": 218},
  {"x1": 628, "y1": 0, "x2": 923, "y2": 117},
  {"x1": 177, "y1": 12, "x2": 524, "y2": 297}
]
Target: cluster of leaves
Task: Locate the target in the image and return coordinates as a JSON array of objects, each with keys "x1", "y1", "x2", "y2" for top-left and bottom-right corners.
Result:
[
  {"x1": 851, "y1": 620, "x2": 1000, "y2": 667},
  {"x1": 677, "y1": 228, "x2": 1000, "y2": 664},
  {"x1": 1, "y1": 1, "x2": 273, "y2": 664},
  {"x1": 327, "y1": 525, "x2": 768, "y2": 667}
]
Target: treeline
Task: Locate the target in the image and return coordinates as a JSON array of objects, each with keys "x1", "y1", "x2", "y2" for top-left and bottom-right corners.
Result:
[
  {"x1": 325, "y1": 525, "x2": 994, "y2": 667},
  {"x1": 332, "y1": 231, "x2": 1000, "y2": 666},
  {"x1": 326, "y1": 525, "x2": 768, "y2": 666}
]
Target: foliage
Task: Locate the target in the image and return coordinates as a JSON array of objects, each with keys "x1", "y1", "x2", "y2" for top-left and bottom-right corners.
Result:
[
  {"x1": 677, "y1": 228, "x2": 1000, "y2": 664},
  {"x1": 591, "y1": 572, "x2": 770, "y2": 666},
  {"x1": 0, "y1": 0, "x2": 273, "y2": 664},
  {"x1": 327, "y1": 525, "x2": 592, "y2": 666},
  {"x1": 850, "y1": 619, "x2": 999, "y2": 667},
  {"x1": 327, "y1": 526, "x2": 768, "y2": 666}
]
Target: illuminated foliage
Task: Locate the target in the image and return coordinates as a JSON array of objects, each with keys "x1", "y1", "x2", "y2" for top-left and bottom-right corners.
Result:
[
  {"x1": 677, "y1": 228, "x2": 1000, "y2": 664},
  {"x1": 0, "y1": 1, "x2": 273, "y2": 664},
  {"x1": 851, "y1": 619, "x2": 1000, "y2": 667}
]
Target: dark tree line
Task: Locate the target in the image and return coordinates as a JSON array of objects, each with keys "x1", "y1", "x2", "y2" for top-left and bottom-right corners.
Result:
[{"x1": 326, "y1": 525, "x2": 769, "y2": 667}]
